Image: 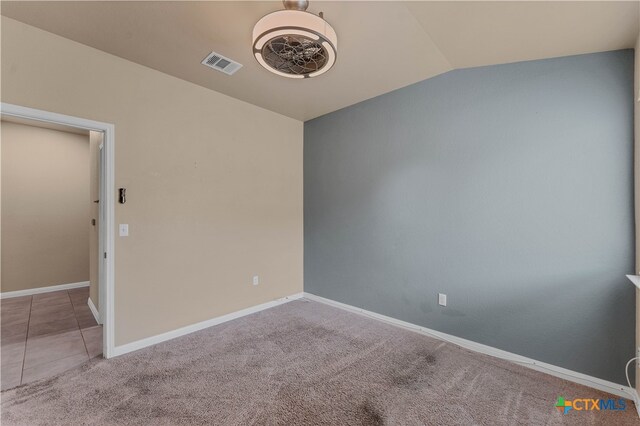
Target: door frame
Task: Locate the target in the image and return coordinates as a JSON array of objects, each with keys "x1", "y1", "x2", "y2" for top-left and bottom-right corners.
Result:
[{"x1": 1, "y1": 102, "x2": 116, "y2": 358}]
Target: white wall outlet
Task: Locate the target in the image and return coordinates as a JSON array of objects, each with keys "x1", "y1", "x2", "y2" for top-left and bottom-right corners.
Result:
[
  {"x1": 253, "y1": 275, "x2": 259, "y2": 286},
  {"x1": 438, "y1": 293, "x2": 447, "y2": 307},
  {"x1": 119, "y1": 224, "x2": 129, "y2": 237}
]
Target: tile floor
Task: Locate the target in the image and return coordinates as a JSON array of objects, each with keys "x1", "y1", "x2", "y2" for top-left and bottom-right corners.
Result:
[{"x1": 1, "y1": 287, "x2": 102, "y2": 391}]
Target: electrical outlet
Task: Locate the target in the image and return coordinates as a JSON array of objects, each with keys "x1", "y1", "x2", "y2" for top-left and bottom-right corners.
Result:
[
  {"x1": 253, "y1": 275, "x2": 259, "y2": 286},
  {"x1": 438, "y1": 293, "x2": 447, "y2": 307}
]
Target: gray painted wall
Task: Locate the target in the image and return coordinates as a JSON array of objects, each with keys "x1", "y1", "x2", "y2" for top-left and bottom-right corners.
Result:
[{"x1": 304, "y1": 50, "x2": 635, "y2": 385}]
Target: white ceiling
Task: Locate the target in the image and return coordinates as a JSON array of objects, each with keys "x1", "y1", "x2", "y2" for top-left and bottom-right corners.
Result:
[{"x1": 2, "y1": 1, "x2": 638, "y2": 121}]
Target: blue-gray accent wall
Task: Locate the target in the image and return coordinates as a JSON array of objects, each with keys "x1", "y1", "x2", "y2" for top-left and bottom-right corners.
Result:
[{"x1": 304, "y1": 50, "x2": 635, "y2": 385}]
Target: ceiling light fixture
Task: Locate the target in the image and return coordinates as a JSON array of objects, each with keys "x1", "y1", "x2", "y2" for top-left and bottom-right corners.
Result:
[{"x1": 252, "y1": 0, "x2": 338, "y2": 79}]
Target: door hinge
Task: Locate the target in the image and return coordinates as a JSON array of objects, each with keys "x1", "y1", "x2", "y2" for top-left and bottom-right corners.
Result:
[{"x1": 104, "y1": 252, "x2": 107, "y2": 259}]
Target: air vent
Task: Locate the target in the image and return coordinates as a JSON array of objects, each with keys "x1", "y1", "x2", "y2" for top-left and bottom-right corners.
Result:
[{"x1": 201, "y1": 51, "x2": 242, "y2": 75}]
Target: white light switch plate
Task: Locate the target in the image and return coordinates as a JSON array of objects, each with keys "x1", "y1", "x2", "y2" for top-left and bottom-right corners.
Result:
[
  {"x1": 253, "y1": 275, "x2": 259, "y2": 286},
  {"x1": 438, "y1": 293, "x2": 447, "y2": 307},
  {"x1": 119, "y1": 224, "x2": 129, "y2": 237}
]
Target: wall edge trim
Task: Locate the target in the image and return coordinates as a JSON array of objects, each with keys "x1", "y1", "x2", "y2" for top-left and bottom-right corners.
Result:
[
  {"x1": 303, "y1": 292, "x2": 636, "y2": 401},
  {"x1": 87, "y1": 297, "x2": 102, "y2": 325},
  {"x1": 0, "y1": 281, "x2": 89, "y2": 299},
  {"x1": 111, "y1": 292, "x2": 304, "y2": 357}
]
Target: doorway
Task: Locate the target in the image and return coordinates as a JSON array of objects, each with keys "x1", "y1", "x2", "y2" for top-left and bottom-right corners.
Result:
[{"x1": 0, "y1": 103, "x2": 115, "y2": 386}]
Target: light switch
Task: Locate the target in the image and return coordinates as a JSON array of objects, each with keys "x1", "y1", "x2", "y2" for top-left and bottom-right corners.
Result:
[
  {"x1": 438, "y1": 293, "x2": 447, "y2": 307},
  {"x1": 119, "y1": 224, "x2": 129, "y2": 237}
]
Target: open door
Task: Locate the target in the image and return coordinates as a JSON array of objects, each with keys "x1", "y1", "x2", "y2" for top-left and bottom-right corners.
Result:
[
  {"x1": 2, "y1": 102, "x2": 115, "y2": 358},
  {"x1": 88, "y1": 131, "x2": 104, "y2": 325},
  {"x1": 98, "y1": 138, "x2": 106, "y2": 322}
]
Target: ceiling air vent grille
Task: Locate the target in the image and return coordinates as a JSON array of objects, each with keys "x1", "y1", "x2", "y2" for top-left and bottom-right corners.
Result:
[{"x1": 201, "y1": 51, "x2": 242, "y2": 76}]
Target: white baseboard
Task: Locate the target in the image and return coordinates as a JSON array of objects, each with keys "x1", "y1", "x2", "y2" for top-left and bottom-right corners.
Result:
[
  {"x1": 87, "y1": 297, "x2": 102, "y2": 325},
  {"x1": 303, "y1": 292, "x2": 635, "y2": 400},
  {"x1": 0, "y1": 281, "x2": 89, "y2": 299},
  {"x1": 111, "y1": 292, "x2": 304, "y2": 357},
  {"x1": 63, "y1": 288, "x2": 635, "y2": 403}
]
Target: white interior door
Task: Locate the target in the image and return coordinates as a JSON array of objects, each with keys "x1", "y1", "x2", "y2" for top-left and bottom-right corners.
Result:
[{"x1": 98, "y1": 140, "x2": 106, "y2": 322}]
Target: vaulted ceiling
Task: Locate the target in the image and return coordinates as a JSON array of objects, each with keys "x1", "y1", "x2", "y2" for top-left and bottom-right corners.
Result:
[{"x1": 2, "y1": 1, "x2": 638, "y2": 121}]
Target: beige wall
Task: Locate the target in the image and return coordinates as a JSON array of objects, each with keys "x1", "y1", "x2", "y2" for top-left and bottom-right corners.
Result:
[
  {"x1": 0, "y1": 17, "x2": 303, "y2": 346},
  {"x1": 88, "y1": 131, "x2": 101, "y2": 310},
  {"x1": 1, "y1": 121, "x2": 89, "y2": 292}
]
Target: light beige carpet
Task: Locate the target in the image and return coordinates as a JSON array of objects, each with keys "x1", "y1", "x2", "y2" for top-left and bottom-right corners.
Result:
[{"x1": 1, "y1": 299, "x2": 637, "y2": 425}]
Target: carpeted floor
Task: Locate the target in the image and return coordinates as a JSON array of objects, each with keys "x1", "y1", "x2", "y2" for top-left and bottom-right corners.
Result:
[{"x1": 1, "y1": 299, "x2": 637, "y2": 425}]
